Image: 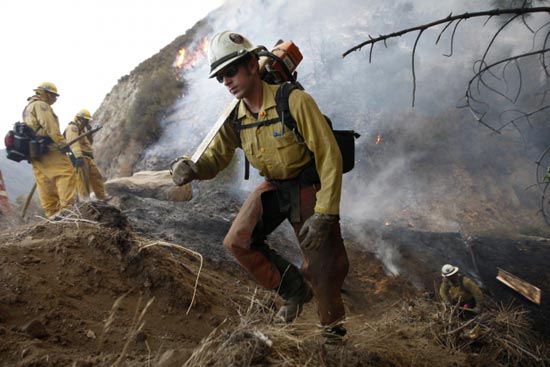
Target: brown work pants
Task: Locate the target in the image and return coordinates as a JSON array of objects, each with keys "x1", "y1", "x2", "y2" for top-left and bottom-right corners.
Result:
[{"x1": 223, "y1": 180, "x2": 349, "y2": 326}]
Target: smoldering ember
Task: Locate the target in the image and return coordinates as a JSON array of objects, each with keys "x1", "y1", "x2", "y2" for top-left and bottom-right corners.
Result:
[{"x1": 1, "y1": 1, "x2": 550, "y2": 366}]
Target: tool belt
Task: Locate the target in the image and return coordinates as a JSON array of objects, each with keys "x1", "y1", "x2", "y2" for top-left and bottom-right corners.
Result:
[
  {"x1": 29, "y1": 135, "x2": 54, "y2": 160},
  {"x1": 268, "y1": 162, "x2": 319, "y2": 223}
]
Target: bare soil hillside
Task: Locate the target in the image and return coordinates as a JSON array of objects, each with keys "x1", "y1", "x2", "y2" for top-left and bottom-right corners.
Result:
[{"x1": 0, "y1": 193, "x2": 548, "y2": 367}]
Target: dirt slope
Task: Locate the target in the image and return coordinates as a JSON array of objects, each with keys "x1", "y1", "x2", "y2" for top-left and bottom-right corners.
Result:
[
  {"x1": 0, "y1": 204, "x2": 239, "y2": 366},
  {"x1": 0, "y1": 197, "x2": 548, "y2": 366}
]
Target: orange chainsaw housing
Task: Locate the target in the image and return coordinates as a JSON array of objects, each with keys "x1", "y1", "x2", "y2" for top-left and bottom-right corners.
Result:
[{"x1": 264, "y1": 41, "x2": 303, "y2": 83}]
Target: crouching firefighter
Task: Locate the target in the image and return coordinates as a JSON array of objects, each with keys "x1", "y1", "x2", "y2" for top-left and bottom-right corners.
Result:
[
  {"x1": 440, "y1": 264, "x2": 484, "y2": 315},
  {"x1": 22, "y1": 82, "x2": 78, "y2": 218},
  {"x1": 64, "y1": 109, "x2": 108, "y2": 201},
  {"x1": 171, "y1": 31, "x2": 349, "y2": 344}
]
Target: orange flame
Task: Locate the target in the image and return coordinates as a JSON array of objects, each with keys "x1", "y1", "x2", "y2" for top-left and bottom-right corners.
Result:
[
  {"x1": 175, "y1": 49, "x2": 186, "y2": 68},
  {"x1": 375, "y1": 133, "x2": 382, "y2": 145},
  {"x1": 173, "y1": 37, "x2": 210, "y2": 70}
]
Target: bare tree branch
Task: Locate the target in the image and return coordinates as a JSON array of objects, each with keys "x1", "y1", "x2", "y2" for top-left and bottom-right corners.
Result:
[
  {"x1": 464, "y1": 48, "x2": 550, "y2": 131},
  {"x1": 479, "y1": 14, "x2": 521, "y2": 75},
  {"x1": 342, "y1": 7, "x2": 550, "y2": 58},
  {"x1": 411, "y1": 29, "x2": 424, "y2": 106}
]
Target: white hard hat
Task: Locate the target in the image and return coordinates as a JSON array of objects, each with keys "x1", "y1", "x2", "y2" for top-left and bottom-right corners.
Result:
[
  {"x1": 208, "y1": 31, "x2": 262, "y2": 78},
  {"x1": 441, "y1": 264, "x2": 459, "y2": 277}
]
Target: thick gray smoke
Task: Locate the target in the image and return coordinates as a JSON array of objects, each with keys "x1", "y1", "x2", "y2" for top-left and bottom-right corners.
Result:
[{"x1": 141, "y1": 0, "x2": 549, "y2": 274}]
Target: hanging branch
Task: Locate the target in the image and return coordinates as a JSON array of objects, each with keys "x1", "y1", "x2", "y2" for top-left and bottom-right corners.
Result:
[
  {"x1": 342, "y1": 7, "x2": 550, "y2": 58},
  {"x1": 342, "y1": 7, "x2": 550, "y2": 110},
  {"x1": 478, "y1": 14, "x2": 521, "y2": 75},
  {"x1": 411, "y1": 29, "x2": 424, "y2": 106},
  {"x1": 463, "y1": 48, "x2": 550, "y2": 130}
]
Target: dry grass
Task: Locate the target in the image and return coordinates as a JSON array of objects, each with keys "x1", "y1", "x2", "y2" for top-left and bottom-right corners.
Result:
[
  {"x1": 183, "y1": 291, "x2": 329, "y2": 367},
  {"x1": 370, "y1": 293, "x2": 547, "y2": 367},
  {"x1": 111, "y1": 295, "x2": 156, "y2": 367},
  {"x1": 429, "y1": 299, "x2": 549, "y2": 367},
  {"x1": 181, "y1": 290, "x2": 394, "y2": 367},
  {"x1": 137, "y1": 239, "x2": 203, "y2": 315},
  {"x1": 180, "y1": 290, "x2": 549, "y2": 367},
  {"x1": 37, "y1": 205, "x2": 101, "y2": 227}
]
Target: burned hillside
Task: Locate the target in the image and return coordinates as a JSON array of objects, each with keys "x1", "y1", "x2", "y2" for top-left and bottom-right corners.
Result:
[{"x1": 0, "y1": 193, "x2": 549, "y2": 366}]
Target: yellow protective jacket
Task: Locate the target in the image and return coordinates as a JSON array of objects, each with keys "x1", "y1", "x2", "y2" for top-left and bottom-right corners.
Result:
[
  {"x1": 64, "y1": 120, "x2": 94, "y2": 158},
  {"x1": 23, "y1": 96, "x2": 68, "y2": 151},
  {"x1": 196, "y1": 82, "x2": 343, "y2": 214},
  {"x1": 440, "y1": 275, "x2": 483, "y2": 307}
]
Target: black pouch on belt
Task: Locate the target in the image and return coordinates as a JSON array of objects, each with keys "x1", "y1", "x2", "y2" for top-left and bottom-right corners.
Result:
[{"x1": 271, "y1": 179, "x2": 301, "y2": 224}]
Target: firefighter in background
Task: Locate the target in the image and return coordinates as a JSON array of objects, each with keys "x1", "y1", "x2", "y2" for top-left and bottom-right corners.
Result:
[
  {"x1": 440, "y1": 264, "x2": 484, "y2": 314},
  {"x1": 64, "y1": 109, "x2": 108, "y2": 201},
  {"x1": 171, "y1": 31, "x2": 349, "y2": 344},
  {"x1": 23, "y1": 82, "x2": 78, "y2": 218}
]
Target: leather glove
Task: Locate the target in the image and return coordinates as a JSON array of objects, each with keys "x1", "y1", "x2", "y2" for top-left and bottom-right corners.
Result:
[
  {"x1": 299, "y1": 213, "x2": 338, "y2": 251},
  {"x1": 74, "y1": 157, "x2": 85, "y2": 168},
  {"x1": 170, "y1": 157, "x2": 198, "y2": 186},
  {"x1": 60, "y1": 145, "x2": 78, "y2": 167}
]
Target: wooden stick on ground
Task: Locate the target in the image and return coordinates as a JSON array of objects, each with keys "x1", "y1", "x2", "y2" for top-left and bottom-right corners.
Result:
[{"x1": 496, "y1": 268, "x2": 542, "y2": 305}]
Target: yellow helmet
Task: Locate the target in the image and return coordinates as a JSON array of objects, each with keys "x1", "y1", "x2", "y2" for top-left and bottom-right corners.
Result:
[
  {"x1": 76, "y1": 109, "x2": 92, "y2": 120},
  {"x1": 34, "y1": 82, "x2": 59, "y2": 96}
]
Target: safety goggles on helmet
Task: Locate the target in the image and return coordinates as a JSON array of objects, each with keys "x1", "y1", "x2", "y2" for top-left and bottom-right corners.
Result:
[{"x1": 215, "y1": 62, "x2": 242, "y2": 83}]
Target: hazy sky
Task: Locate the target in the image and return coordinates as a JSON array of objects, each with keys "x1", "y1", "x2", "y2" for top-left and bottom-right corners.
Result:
[{"x1": 0, "y1": 0, "x2": 223, "y2": 148}]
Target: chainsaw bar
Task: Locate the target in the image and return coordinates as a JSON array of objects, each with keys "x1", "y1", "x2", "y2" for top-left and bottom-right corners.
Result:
[{"x1": 191, "y1": 98, "x2": 239, "y2": 163}]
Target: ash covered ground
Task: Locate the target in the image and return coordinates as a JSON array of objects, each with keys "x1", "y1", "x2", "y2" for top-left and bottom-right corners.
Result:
[{"x1": 0, "y1": 186, "x2": 549, "y2": 366}]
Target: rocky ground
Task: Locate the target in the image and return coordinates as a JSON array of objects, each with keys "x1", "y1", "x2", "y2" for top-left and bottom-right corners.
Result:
[{"x1": 0, "y1": 185, "x2": 549, "y2": 366}]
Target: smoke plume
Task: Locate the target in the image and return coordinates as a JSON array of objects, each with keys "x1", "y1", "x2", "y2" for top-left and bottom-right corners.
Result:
[{"x1": 139, "y1": 0, "x2": 550, "y2": 274}]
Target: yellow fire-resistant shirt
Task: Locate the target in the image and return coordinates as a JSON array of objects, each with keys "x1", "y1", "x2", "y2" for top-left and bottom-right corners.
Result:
[
  {"x1": 440, "y1": 275, "x2": 484, "y2": 307},
  {"x1": 196, "y1": 82, "x2": 343, "y2": 215},
  {"x1": 64, "y1": 120, "x2": 94, "y2": 158},
  {"x1": 23, "y1": 96, "x2": 68, "y2": 151}
]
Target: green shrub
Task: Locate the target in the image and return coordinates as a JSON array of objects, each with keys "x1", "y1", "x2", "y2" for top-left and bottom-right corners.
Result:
[{"x1": 126, "y1": 68, "x2": 184, "y2": 148}]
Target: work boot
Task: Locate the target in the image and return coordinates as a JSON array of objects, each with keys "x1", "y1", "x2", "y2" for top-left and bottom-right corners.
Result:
[
  {"x1": 323, "y1": 325, "x2": 347, "y2": 345},
  {"x1": 275, "y1": 283, "x2": 313, "y2": 323},
  {"x1": 254, "y1": 243, "x2": 313, "y2": 323}
]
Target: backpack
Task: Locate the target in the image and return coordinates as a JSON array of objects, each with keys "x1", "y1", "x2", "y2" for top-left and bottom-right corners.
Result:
[
  {"x1": 234, "y1": 82, "x2": 360, "y2": 180},
  {"x1": 275, "y1": 82, "x2": 360, "y2": 173},
  {"x1": 4, "y1": 122, "x2": 35, "y2": 162}
]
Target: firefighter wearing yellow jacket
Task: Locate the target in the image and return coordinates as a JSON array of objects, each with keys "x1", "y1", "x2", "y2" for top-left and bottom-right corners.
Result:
[
  {"x1": 64, "y1": 109, "x2": 107, "y2": 201},
  {"x1": 23, "y1": 82, "x2": 77, "y2": 218},
  {"x1": 440, "y1": 264, "x2": 484, "y2": 314},
  {"x1": 171, "y1": 32, "x2": 349, "y2": 344}
]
